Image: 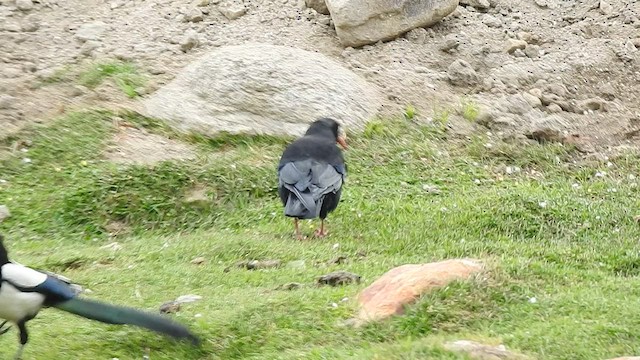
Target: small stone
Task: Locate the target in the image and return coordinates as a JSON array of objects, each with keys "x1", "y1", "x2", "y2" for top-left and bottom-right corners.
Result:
[
  {"x1": 523, "y1": 92, "x2": 542, "y2": 108},
  {"x1": 4, "y1": 21, "x2": 22, "y2": 32},
  {"x1": 534, "y1": 0, "x2": 547, "y2": 7},
  {"x1": 459, "y1": 0, "x2": 490, "y2": 9},
  {"x1": 75, "y1": 21, "x2": 108, "y2": 42},
  {"x1": 276, "y1": 282, "x2": 303, "y2": 290},
  {"x1": 20, "y1": 17, "x2": 40, "y2": 32},
  {"x1": 80, "y1": 40, "x2": 101, "y2": 56},
  {"x1": 328, "y1": 256, "x2": 348, "y2": 265},
  {"x1": 317, "y1": 271, "x2": 361, "y2": 287},
  {"x1": 16, "y1": 0, "x2": 34, "y2": 11},
  {"x1": 577, "y1": 98, "x2": 605, "y2": 112},
  {"x1": 159, "y1": 301, "x2": 181, "y2": 314},
  {"x1": 447, "y1": 59, "x2": 479, "y2": 87},
  {"x1": 422, "y1": 184, "x2": 441, "y2": 194},
  {"x1": 317, "y1": 16, "x2": 331, "y2": 25},
  {"x1": 440, "y1": 36, "x2": 460, "y2": 52},
  {"x1": 185, "y1": 8, "x2": 204, "y2": 22},
  {"x1": 100, "y1": 242, "x2": 123, "y2": 251},
  {"x1": 405, "y1": 27, "x2": 427, "y2": 44},
  {"x1": 175, "y1": 294, "x2": 203, "y2": 303},
  {"x1": 112, "y1": 49, "x2": 135, "y2": 61},
  {"x1": 305, "y1": 0, "x2": 329, "y2": 15},
  {"x1": 237, "y1": 259, "x2": 282, "y2": 270},
  {"x1": 218, "y1": 0, "x2": 246, "y2": 20},
  {"x1": 70, "y1": 85, "x2": 87, "y2": 97},
  {"x1": 525, "y1": 44, "x2": 540, "y2": 58},
  {"x1": 191, "y1": 257, "x2": 206, "y2": 265},
  {"x1": 547, "y1": 103, "x2": 563, "y2": 113},
  {"x1": 0, "y1": 205, "x2": 10, "y2": 222},
  {"x1": 0, "y1": 94, "x2": 17, "y2": 110},
  {"x1": 504, "y1": 39, "x2": 527, "y2": 54},
  {"x1": 180, "y1": 31, "x2": 199, "y2": 52},
  {"x1": 482, "y1": 14, "x2": 502, "y2": 28},
  {"x1": 513, "y1": 49, "x2": 526, "y2": 58},
  {"x1": 599, "y1": 0, "x2": 613, "y2": 15}
]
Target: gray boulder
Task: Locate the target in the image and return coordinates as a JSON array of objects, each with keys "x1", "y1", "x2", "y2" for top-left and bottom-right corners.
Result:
[
  {"x1": 326, "y1": 0, "x2": 459, "y2": 47},
  {"x1": 143, "y1": 43, "x2": 382, "y2": 136}
]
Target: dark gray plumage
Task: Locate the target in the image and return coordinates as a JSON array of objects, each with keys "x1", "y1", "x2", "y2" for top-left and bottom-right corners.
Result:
[{"x1": 277, "y1": 118, "x2": 347, "y2": 239}]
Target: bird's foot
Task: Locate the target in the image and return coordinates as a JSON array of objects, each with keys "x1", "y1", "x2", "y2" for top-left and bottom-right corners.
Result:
[
  {"x1": 313, "y1": 229, "x2": 328, "y2": 238},
  {"x1": 0, "y1": 321, "x2": 11, "y2": 335}
]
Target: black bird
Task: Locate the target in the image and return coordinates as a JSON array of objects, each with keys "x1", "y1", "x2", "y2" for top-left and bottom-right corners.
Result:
[
  {"x1": 278, "y1": 118, "x2": 348, "y2": 239},
  {"x1": 0, "y1": 235, "x2": 199, "y2": 359}
]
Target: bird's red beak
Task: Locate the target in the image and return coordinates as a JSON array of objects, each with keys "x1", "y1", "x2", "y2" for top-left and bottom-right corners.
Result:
[
  {"x1": 337, "y1": 135, "x2": 348, "y2": 150},
  {"x1": 337, "y1": 128, "x2": 348, "y2": 149}
]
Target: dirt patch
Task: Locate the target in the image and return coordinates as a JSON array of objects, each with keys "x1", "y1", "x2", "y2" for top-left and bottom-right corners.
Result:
[
  {"x1": 0, "y1": 0, "x2": 639, "y2": 153},
  {"x1": 104, "y1": 125, "x2": 196, "y2": 166}
]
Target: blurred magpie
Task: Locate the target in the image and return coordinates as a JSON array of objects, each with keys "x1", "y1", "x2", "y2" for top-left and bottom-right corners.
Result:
[{"x1": 0, "y1": 234, "x2": 200, "y2": 359}]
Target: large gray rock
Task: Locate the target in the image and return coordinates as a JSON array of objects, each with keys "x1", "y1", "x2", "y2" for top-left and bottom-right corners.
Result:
[
  {"x1": 143, "y1": 43, "x2": 382, "y2": 136},
  {"x1": 326, "y1": 0, "x2": 459, "y2": 47}
]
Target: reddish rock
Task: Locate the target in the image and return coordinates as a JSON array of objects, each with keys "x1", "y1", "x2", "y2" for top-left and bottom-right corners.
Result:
[{"x1": 352, "y1": 259, "x2": 483, "y2": 325}]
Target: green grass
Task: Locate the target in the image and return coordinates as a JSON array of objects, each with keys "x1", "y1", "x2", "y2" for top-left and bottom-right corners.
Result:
[
  {"x1": 2, "y1": 111, "x2": 640, "y2": 359},
  {"x1": 460, "y1": 98, "x2": 479, "y2": 122},
  {"x1": 78, "y1": 61, "x2": 146, "y2": 98}
]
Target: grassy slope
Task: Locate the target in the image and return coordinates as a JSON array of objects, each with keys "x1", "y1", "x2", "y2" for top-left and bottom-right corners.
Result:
[{"x1": 1, "y1": 111, "x2": 640, "y2": 359}]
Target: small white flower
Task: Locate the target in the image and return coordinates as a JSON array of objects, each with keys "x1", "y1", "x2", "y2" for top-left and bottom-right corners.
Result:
[
  {"x1": 528, "y1": 297, "x2": 537, "y2": 303},
  {"x1": 538, "y1": 201, "x2": 547, "y2": 208}
]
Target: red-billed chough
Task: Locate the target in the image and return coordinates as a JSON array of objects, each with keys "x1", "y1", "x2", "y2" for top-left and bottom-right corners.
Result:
[{"x1": 277, "y1": 118, "x2": 348, "y2": 239}]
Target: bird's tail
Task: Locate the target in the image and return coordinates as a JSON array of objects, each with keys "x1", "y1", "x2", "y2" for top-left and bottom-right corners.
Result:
[
  {"x1": 284, "y1": 185, "x2": 321, "y2": 219},
  {"x1": 54, "y1": 297, "x2": 200, "y2": 345}
]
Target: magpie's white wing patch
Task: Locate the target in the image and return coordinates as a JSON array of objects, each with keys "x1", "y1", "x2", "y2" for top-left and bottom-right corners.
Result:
[{"x1": 2, "y1": 262, "x2": 47, "y2": 289}]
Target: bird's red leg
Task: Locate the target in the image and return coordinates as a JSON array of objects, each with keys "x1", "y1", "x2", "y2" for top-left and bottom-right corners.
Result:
[
  {"x1": 314, "y1": 219, "x2": 328, "y2": 238},
  {"x1": 294, "y1": 218, "x2": 303, "y2": 240}
]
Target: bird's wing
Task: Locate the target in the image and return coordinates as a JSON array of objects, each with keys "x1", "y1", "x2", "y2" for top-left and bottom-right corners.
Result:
[
  {"x1": 310, "y1": 162, "x2": 343, "y2": 197},
  {"x1": 2, "y1": 262, "x2": 77, "y2": 304},
  {"x1": 12, "y1": 261, "x2": 86, "y2": 295}
]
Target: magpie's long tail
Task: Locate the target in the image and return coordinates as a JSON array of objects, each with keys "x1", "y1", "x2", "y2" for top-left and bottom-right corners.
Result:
[{"x1": 54, "y1": 297, "x2": 200, "y2": 345}]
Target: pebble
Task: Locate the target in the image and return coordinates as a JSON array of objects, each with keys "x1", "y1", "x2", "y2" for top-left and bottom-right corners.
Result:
[
  {"x1": 439, "y1": 36, "x2": 460, "y2": 52},
  {"x1": 0, "y1": 205, "x2": 10, "y2": 222},
  {"x1": 504, "y1": 39, "x2": 527, "y2": 54},
  {"x1": 75, "y1": 21, "x2": 108, "y2": 42},
  {"x1": 16, "y1": 0, "x2": 34, "y2": 11},
  {"x1": 447, "y1": 59, "x2": 479, "y2": 87},
  {"x1": 0, "y1": 94, "x2": 17, "y2": 110},
  {"x1": 179, "y1": 31, "x2": 199, "y2": 52},
  {"x1": 482, "y1": 14, "x2": 502, "y2": 28},
  {"x1": 525, "y1": 44, "x2": 540, "y2": 58},
  {"x1": 20, "y1": 17, "x2": 40, "y2": 32},
  {"x1": 218, "y1": 0, "x2": 247, "y2": 20}
]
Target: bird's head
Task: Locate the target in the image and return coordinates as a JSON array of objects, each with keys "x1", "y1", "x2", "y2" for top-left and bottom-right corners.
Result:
[
  {"x1": 0, "y1": 234, "x2": 8, "y2": 265},
  {"x1": 306, "y1": 117, "x2": 348, "y2": 150}
]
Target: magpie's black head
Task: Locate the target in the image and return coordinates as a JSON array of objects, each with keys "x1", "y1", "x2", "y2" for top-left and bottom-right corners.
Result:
[
  {"x1": 305, "y1": 118, "x2": 348, "y2": 149},
  {"x1": 0, "y1": 234, "x2": 8, "y2": 265}
]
